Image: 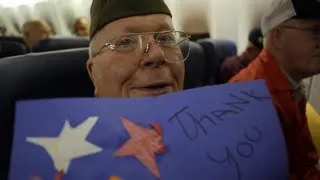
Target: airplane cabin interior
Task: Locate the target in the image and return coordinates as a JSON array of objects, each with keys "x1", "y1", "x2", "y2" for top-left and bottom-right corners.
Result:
[{"x1": 0, "y1": 0, "x2": 319, "y2": 179}]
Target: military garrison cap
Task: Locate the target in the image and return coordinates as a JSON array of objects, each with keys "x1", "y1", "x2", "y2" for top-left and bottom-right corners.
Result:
[{"x1": 89, "y1": 0, "x2": 172, "y2": 39}]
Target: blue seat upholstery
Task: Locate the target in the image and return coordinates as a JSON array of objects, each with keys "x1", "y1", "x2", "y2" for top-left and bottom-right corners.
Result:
[
  {"x1": 197, "y1": 38, "x2": 237, "y2": 84},
  {"x1": 0, "y1": 40, "x2": 28, "y2": 58},
  {"x1": 0, "y1": 48, "x2": 93, "y2": 179},
  {"x1": 213, "y1": 39, "x2": 237, "y2": 59},
  {"x1": 31, "y1": 37, "x2": 89, "y2": 52},
  {"x1": 183, "y1": 41, "x2": 213, "y2": 89}
]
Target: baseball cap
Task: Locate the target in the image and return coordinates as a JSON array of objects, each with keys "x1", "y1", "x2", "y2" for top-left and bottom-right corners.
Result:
[{"x1": 261, "y1": 0, "x2": 320, "y2": 35}]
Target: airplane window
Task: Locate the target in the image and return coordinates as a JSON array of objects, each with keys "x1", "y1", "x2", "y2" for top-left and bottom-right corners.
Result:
[
  {"x1": 0, "y1": 0, "x2": 46, "y2": 7},
  {"x1": 12, "y1": 22, "x2": 21, "y2": 34}
]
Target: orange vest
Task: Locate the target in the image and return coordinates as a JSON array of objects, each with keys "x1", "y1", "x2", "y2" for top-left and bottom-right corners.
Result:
[{"x1": 229, "y1": 50, "x2": 320, "y2": 180}]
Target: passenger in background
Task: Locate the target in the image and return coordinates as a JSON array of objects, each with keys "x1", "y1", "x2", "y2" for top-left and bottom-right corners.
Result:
[
  {"x1": 0, "y1": 24, "x2": 10, "y2": 36},
  {"x1": 22, "y1": 20, "x2": 52, "y2": 50},
  {"x1": 220, "y1": 27, "x2": 263, "y2": 83},
  {"x1": 73, "y1": 17, "x2": 89, "y2": 37},
  {"x1": 229, "y1": 0, "x2": 320, "y2": 179}
]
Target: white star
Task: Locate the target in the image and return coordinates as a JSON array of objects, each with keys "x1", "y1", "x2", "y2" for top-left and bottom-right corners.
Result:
[{"x1": 26, "y1": 116, "x2": 103, "y2": 173}]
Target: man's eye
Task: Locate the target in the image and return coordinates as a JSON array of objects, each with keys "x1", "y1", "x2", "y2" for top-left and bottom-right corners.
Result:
[
  {"x1": 158, "y1": 34, "x2": 175, "y2": 42},
  {"x1": 115, "y1": 38, "x2": 137, "y2": 46}
]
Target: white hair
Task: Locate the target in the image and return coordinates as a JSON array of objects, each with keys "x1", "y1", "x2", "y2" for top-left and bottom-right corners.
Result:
[
  {"x1": 263, "y1": 34, "x2": 268, "y2": 48},
  {"x1": 88, "y1": 33, "x2": 99, "y2": 58},
  {"x1": 88, "y1": 42, "x2": 93, "y2": 58}
]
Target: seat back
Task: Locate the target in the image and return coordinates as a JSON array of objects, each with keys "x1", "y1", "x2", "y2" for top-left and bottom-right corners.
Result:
[
  {"x1": 31, "y1": 37, "x2": 89, "y2": 52},
  {"x1": 198, "y1": 38, "x2": 237, "y2": 84},
  {"x1": 0, "y1": 36, "x2": 26, "y2": 45},
  {"x1": 0, "y1": 40, "x2": 28, "y2": 58},
  {"x1": 0, "y1": 48, "x2": 94, "y2": 179},
  {"x1": 212, "y1": 39, "x2": 237, "y2": 60},
  {"x1": 183, "y1": 41, "x2": 212, "y2": 89}
]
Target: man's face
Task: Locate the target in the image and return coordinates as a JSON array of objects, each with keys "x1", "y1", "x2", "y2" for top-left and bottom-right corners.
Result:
[
  {"x1": 278, "y1": 19, "x2": 320, "y2": 79},
  {"x1": 87, "y1": 14, "x2": 185, "y2": 98}
]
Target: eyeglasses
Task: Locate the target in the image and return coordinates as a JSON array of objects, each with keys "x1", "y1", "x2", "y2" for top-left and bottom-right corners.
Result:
[
  {"x1": 281, "y1": 26, "x2": 320, "y2": 39},
  {"x1": 93, "y1": 30, "x2": 191, "y2": 62}
]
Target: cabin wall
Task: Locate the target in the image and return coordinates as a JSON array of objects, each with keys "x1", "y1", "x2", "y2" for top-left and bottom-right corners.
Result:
[
  {"x1": 304, "y1": 75, "x2": 320, "y2": 111},
  {"x1": 310, "y1": 76, "x2": 320, "y2": 111},
  {"x1": 170, "y1": 0, "x2": 271, "y2": 53}
]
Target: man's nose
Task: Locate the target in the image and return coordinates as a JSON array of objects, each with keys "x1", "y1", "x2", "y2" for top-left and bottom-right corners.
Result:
[{"x1": 140, "y1": 42, "x2": 166, "y2": 68}]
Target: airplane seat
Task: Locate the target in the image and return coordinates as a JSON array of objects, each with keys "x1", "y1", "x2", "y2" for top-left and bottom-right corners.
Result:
[
  {"x1": 0, "y1": 36, "x2": 26, "y2": 45},
  {"x1": 0, "y1": 40, "x2": 28, "y2": 58},
  {"x1": 31, "y1": 37, "x2": 89, "y2": 52},
  {"x1": 212, "y1": 39, "x2": 238, "y2": 59},
  {"x1": 0, "y1": 48, "x2": 94, "y2": 179},
  {"x1": 197, "y1": 38, "x2": 237, "y2": 84},
  {"x1": 183, "y1": 41, "x2": 213, "y2": 89}
]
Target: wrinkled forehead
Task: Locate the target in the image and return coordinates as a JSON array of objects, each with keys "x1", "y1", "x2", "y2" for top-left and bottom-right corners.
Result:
[
  {"x1": 90, "y1": 14, "x2": 174, "y2": 54},
  {"x1": 283, "y1": 18, "x2": 320, "y2": 27}
]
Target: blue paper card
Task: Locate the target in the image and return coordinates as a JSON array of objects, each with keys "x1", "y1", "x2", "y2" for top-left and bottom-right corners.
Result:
[{"x1": 9, "y1": 80, "x2": 289, "y2": 180}]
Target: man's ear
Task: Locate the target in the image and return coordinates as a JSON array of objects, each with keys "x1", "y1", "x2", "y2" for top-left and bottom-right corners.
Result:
[
  {"x1": 270, "y1": 28, "x2": 285, "y2": 49},
  {"x1": 86, "y1": 59, "x2": 99, "y2": 96},
  {"x1": 86, "y1": 58, "x2": 93, "y2": 81}
]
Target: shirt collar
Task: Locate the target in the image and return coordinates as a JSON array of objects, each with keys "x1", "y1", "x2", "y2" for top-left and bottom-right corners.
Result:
[
  {"x1": 279, "y1": 66, "x2": 305, "y2": 102},
  {"x1": 260, "y1": 50, "x2": 305, "y2": 101}
]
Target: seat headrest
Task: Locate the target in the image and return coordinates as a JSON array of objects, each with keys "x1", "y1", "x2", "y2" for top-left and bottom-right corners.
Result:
[
  {"x1": 31, "y1": 37, "x2": 89, "y2": 52},
  {"x1": 0, "y1": 36, "x2": 26, "y2": 45},
  {"x1": 0, "y1": 41, "x2": 28, "y2": 58},
  {"x1": 198, "y1": 38, "x2": 237, "y2": 61},
  {"x1": 0, "y1": 47, "x2": 94, "y2": 101},
  {"x1": 0, "y1": 48, "x2": 94, "y2": 179},
  {"x1": 183, "y1": 41, "x2": 212, "y2": 89},
  {"x1": 212, "y1": 39, "x2": 237, "y2": 59},
  {"x1": 197, "y1": 38, "x2": 237, "y2": 84}
]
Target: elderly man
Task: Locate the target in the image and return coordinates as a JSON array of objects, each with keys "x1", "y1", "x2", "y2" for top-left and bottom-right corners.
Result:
[
  {"x1": 86, "y1": 0, "x2": 189, "y2": 98},
  {"x1": 229, "y1": 0, "x2": 320, "y2": 179}
]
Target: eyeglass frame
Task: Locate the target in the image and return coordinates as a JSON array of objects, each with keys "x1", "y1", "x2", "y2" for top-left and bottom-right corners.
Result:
[
  {"x1": 92, "y1": 30, "x2": 191, "y2": 59},
  {"x1": 280, "y1": 26, "x2": 320, "y2": 40}
]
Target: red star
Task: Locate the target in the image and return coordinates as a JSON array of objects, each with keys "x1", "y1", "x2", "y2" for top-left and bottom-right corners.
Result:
[
  {"x1": 53, "y1": 170, "x2": 64, "y2": 180},
  {"x1": 29, "y1": 170, "x2": 64, "y2": 180},
  {"x1": 113, "y1": 117, "x2": 166, "y2": 178}
]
